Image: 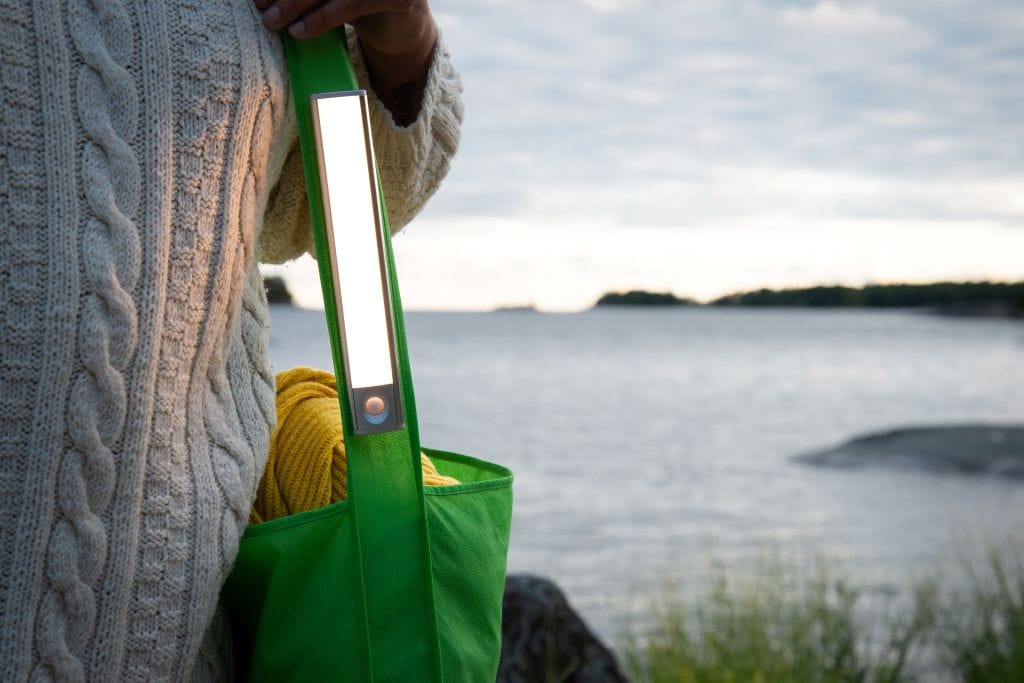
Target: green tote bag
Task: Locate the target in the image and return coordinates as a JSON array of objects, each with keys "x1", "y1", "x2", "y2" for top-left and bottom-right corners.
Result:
[{"x1": 221, "y1": 30, "x2": 513, "y2": 682}]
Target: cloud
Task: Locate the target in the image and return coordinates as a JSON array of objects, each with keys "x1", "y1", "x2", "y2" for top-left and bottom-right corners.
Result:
[
  {"x1": 779, "y1": 2, "x2": 913, "y2": 34},
  {"x1": 677, "y1": 54, "x2": 758, "y2": 75},
  {"x1": 384, "y1": 0, "x2": 1024, "y2": 308},
  {"x1": 774, "y1": 2, "x2": 934, "y2": 70},
  {"x1": 578, "y1": 0, "x2": 643, "y2": 13}
]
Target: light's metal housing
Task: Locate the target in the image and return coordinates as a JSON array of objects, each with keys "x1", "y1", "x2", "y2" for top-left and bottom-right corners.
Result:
[{"x1": 310, "y1": 90, "x2": 403, "y2": 435}]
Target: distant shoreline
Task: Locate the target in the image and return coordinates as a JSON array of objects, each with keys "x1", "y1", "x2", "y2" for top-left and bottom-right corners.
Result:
[
  {"x1": 263, "y1": 277, "x2": 1024, "y2": 317},
  {"x1": 594, "y1": 282, "x2": 1024, "y2": 318}
]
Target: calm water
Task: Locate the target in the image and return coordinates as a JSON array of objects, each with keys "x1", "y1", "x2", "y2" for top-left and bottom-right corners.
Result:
[{"x1": 268, "y1": 306, "x2": 1024, "y2": 635}]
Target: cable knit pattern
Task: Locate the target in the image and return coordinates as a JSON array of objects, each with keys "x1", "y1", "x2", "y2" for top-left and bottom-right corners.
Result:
[
  {"x1": 123, "y1": 1, "x2": 238, "y2": 677},
  {"x1": 184, "y1": 6, "x2": 274, "y2": 668},
  {"x1": 0, "y1": 2, "x2": 463, "y2": 677},
  {"x1": 0, "y1": 4, "x2": 66, "y2": 679},
  {"x1": 205, "y1": 11, "x2": 274, "y2": 582},
  {"x1": 0, "y1": 5, "x2": 43, "y2": 528},
  {"x1": 33, "y1": 1, "x2": 141, "y2": 679}
]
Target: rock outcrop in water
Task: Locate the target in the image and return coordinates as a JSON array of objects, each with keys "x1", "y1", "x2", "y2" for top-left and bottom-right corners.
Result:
[
  {"x1": 794, "y1": 425, "x2": 1024, "y2": 479},
  {"x1": 263, "y1": 275, "x2": 293, "y2": 305}
]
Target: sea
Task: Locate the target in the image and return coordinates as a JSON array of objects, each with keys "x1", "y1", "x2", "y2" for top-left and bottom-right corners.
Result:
[{"x1": 267, "y1": 305, "x2": 1024, "y2": 638}]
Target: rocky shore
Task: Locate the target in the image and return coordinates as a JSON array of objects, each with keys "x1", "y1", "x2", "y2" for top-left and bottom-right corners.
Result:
[{"x1": 499, "y1": 575, "x2": 627, "y2": 682}]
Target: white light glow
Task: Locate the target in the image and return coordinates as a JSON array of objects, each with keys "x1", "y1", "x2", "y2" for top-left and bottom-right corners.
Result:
[{"x1": 313, "y1": 92, "x2": 393, "y2": 389}]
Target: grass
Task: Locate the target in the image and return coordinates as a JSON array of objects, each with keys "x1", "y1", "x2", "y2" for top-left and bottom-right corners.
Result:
[
  {"x1": 620, "y1": 547, "x2": 1024, "y2": 683},
  {"x1": 935, "y1": 547, "x2": 1024, "y2": 682}
]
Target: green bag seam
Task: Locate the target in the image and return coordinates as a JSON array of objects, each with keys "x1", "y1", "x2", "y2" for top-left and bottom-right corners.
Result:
[
  {"x1": 242, "y1": 500, "x2": 351, "y2": 538},
  {"x1": 423, "y1": 448, "x2": 514, "y2": 479},
  {"x1": 423, "y1": 481, "x2": 513, "y2": 497}
]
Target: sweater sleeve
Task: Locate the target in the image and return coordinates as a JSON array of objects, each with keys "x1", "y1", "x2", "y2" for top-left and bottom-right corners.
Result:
[{"x1": 257, "y1": 27, "x2": 464, "y2": 264}]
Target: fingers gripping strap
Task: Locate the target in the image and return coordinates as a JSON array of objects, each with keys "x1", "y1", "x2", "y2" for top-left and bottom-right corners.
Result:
[{"x1": 281, "y1": 31, "x2": 442, "y2": 681}]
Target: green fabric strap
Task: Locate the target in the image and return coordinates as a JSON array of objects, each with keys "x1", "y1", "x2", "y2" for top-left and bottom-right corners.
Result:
[{"x1": 281, "y1": 31, "x2": 442, "y2": 682}]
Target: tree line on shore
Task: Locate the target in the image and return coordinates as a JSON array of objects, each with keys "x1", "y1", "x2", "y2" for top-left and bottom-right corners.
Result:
[{"x1": 596, "y1": 281, "x2": 1024, "y2": 316}]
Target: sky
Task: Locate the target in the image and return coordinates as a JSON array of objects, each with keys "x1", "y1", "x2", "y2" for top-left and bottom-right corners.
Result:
[{"x1": 264, "y1": 0, "x2": 1024, "y2": 311}]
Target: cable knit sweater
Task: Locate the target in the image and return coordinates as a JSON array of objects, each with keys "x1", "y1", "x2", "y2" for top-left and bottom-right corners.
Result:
[{"x1": 0, "y1": 2, "x2": 462, "y2": 679}]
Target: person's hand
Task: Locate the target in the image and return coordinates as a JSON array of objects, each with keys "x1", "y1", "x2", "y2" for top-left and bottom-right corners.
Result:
[
  {"x1": 256, "y1": 0, "x2": 437, "y2": 125},
  {"x1": 256, "y1": 0, "x2": 430, "y2": 47}
]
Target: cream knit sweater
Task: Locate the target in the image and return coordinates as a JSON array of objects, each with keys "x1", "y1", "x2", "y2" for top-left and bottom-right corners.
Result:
[{"x1": 0, "y1": 2, "x2": 462, "y2": 680}]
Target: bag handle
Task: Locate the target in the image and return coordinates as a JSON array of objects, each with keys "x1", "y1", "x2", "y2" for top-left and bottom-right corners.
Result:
[{"x1": 282, "y1": 30, "x2": 443, "y2": 681}]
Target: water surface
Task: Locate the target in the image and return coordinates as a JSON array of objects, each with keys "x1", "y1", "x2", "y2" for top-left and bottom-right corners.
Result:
[{"x1": 268, "y1": 306, "x2": 1024, "y2": 635}]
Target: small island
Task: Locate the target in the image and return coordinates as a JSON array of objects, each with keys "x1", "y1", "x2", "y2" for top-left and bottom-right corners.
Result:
[
  {"x1": 595, "y1": 290, "x2": 697, "y2": 307},
  {"x1": 594, "y1": 281, "x2": 1024, "y2": 317},
  {"x1": 493, "y1": 304, "x2": 540, "y2": 313}
]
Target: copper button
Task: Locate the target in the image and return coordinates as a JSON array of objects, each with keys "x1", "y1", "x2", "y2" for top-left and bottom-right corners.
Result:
[{"x1": 364, "y1": 396, "x2": 386, "y2": 416}]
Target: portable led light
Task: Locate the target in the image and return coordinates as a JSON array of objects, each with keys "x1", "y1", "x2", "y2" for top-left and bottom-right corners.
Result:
[{"x1": 310, "y1": 90, "x2": 403, "y2": 434}]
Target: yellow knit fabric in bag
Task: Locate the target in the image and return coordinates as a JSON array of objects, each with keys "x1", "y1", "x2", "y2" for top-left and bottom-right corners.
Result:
[{"x1": 251, "y1": 367, "x2": 458, "y2": 524}]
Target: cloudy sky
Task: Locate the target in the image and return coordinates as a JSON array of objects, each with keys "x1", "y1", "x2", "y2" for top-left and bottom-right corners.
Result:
[{"x1": 267, "y1": 0, "x2": 1024, "y2": 311}]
